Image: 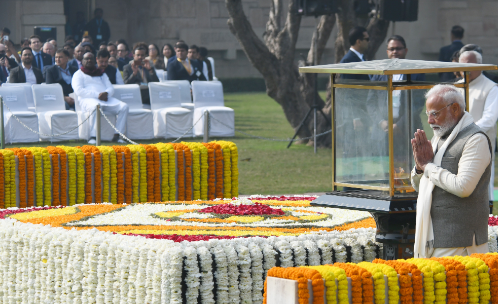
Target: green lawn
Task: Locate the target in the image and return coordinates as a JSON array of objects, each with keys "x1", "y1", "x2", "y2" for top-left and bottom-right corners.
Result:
[
  {"x1": 5, "y1": 92, "x2": 333, "y2": 195},
  {"x1": 6, "y1": 91, "x2": 498, "y2": 196}
]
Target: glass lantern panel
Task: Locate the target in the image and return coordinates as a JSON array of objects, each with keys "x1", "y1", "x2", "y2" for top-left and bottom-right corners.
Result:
[{"x1": 335, "y1": 88, "x2": 389, "y2": 188}]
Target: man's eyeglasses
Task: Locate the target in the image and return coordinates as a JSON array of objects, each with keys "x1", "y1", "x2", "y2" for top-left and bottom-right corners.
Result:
[
  {"x1": 425, "y1": 102, "x2": 454, "y2": 119},
  {"x1": 387, "y1": 47, "x2": 405, "y2": 52}
]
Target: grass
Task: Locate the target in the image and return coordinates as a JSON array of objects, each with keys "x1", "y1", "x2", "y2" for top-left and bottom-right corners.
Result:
[
  {"x1": 7, "y1": 91, "x2": 498, "y2": 196},
  {"x1": 6, "y1": 92, "x2": 333, "y2": 195}
]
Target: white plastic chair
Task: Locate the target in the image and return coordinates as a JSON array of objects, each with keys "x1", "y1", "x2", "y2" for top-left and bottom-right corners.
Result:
[
  {"x1": 148, "y1": 82, "x2": 193, "y2": 139},
  {"x1": 208, "y1": 57, "x2": 217, "y2": 80},
  {"x1": 0, "y1": 86, "x2": 39, "y2": 143},
  {"x1": 32, "y1": 84, "x2": 79, "y2": 141},
  {"x1": 70, "y1": 92, "x2": 117, "y2": 141},
  {"x1": 1, "y1": 83, "x2": 36, "y2": 111},
  {"x1": 112, "y1": 84, "x2": 154, "y2": 139},
  {"x1": 192, "y1": 81, "x2": 234, "y2": 137},
  {"x1": 161, "y1": 80, "x2": 193, "y2": 110}
]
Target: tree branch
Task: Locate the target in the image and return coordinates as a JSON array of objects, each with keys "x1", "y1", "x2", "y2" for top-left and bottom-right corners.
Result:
[
  {"x1": 364, "y1": 17, "x2": 390, "y2": 60},
  {"x1": 307, "y1": 14, "x2": 336, "y2": 65}
]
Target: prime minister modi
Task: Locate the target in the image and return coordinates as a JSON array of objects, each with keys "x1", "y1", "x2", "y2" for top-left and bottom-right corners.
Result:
[{"x1": 411, "y1": 84, "x2": 491, "y2": 258}]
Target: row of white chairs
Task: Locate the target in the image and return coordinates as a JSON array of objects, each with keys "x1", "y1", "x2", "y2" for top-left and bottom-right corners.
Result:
[{"x1": 0, "y1": 81, "x2": 234, "y2": 144}]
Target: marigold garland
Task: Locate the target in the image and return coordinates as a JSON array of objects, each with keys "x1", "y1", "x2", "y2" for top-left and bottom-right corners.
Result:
[
  {"x1": 78, "y1": 146, "x2": 102, "y2": 204},
  {"x1": 127, "y1": 145, "x2": 141, "y2": 203},
  {"x1": 97, "y1": 146, "x2": 111, "y2": 202},
  {"x1": 202, "y1": 143, "x2": 216, "y2": 200},
  {"x1": 0, "y1": 150, "x2": 14, "y2": 207},
  {"x1": 22, "y1": 149, "x2": 35, "y2": 207},
  {"x1": 472, "y1": 253, "x2": 498, "y2": 304},
  {"x1": 140, "y1": 144, "x2": 157, "y2": 202},
  {"x1": 171, "y1": 143, "x2": 187, "y2": 201},
  {"x1": 112, "y1": 146, "x2": 132, "y2": 204},
  {"x1": 8, "y1": 148, "x2": 27, "y2": 208},
  {"x1": 265, "y1": 267, "x2": 324, "y2": 304},
  {"x1": 26, "y1": 148, "x2": 44, "y2": 206},
  {"x1": 153, "y1": 143, "x2": 175, "y2": 201},
  {"x1": 46, "y1": 147, "x2": 61, "y2": 206},
  {"x1": 0, "y1": 152, "x2": 4, "y2": 209},
  {"x1": 57, "y1": 146, "x2": 77, "y2": 206},
  {"x1": 217, "y1": 140, "x2": 239, "y2": 197},
  {"x1": 215, "y1": 141, "x2": 232, "y2": 198},
  {"x1": 128, "y1": 145, "x2": 147, "y2": 202}
]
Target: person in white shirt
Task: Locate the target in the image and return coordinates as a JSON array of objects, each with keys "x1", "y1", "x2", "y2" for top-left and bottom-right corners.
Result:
[
  {"x1": 8, "y1": 47, "x2": 43, "y2": 84},
  {"x1": 72, "y1": 52, "x2": 129, "y2": 144},
  {"x1": 458, "y1": 50, "x2": 498, "y2": 203},
  {"x1": 411, "y1": 84, "x2": 491, "y2": 258}
]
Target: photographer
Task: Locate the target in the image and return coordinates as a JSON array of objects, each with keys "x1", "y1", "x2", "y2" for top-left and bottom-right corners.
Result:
[{"x1": 122, "y1": 46, "x2": 159, "y2": 105}]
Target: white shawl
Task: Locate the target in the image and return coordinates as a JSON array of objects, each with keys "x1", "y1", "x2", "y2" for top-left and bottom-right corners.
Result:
[{"x1": 414, "y1": 112, "x2": 475, "y2": 258}]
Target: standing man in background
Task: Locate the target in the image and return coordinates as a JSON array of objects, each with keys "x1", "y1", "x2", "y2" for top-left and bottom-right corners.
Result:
[
  {"x1": 339, "y1": 26, "x2": 370, "y2": 80},
  {"x1": 85, "y1": 8, "x2": 111, "y2": 49},
  {"x1": 458, "y1": 50, "x2": 498, "y2": 206},
  {"x1": 439, "y1": 26, "x2": 465, "y2": 82}
]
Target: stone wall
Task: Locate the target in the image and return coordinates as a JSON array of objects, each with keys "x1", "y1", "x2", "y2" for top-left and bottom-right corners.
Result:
[{"x1": 3, "y1": 0, "x2": 498, "y2": 78}]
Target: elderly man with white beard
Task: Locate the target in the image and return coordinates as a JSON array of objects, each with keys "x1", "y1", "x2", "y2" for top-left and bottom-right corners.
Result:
[
  {"x1": 72, "y1": 52, "x2": 129, "y2": 144},
  {"x1": 411, "y1": 84, "x2": 491, "y2": 258},
  {"x1": 458, "y1": 50, "x2": 498, "y2": 204}
]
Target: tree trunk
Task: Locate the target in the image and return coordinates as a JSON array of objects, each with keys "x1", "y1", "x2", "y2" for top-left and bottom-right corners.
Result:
[{"x1": 225, "y1": 0, "x2": 389, "y2": 147}]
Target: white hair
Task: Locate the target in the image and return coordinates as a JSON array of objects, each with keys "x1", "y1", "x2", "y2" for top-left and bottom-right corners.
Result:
[
  {"x1": 43, "y1": 42, "x2": 54, "y2": 49},
  {"x1": 425, "y1": 84, "x2": 465, "y2": 112},
  {"x1": 459, "y1": 50, "x2": 482, "y2": 64}
]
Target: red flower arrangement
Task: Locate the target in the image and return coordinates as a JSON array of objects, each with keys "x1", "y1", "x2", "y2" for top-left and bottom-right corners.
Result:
[{"x1": 199, "y1": 203, "x2": 285, "y2": 216}]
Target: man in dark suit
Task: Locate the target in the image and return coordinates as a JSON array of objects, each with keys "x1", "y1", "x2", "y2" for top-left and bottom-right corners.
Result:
[
  {"x1": 84, "y1": 8, "x2": 111, "y2": 49},
  {"x1": 188, "y1": 45, "x2": 207, "y2": 81},
  {"x1": 167, "y1": 42, "x2": 205, "y2": 83},
  {"x1": 68, "y1": 45, "x2": 84, "y2": 70},
  {"x1": 8, "y1": 47, "x2": 43, "y2": 84},
  {"x1": 439, "y1": 25, "x2": 464, "y2": 82},
  {"x1": 116, "y1": 43, "x2": 129, "y2": 71},
  {"x1": 123, "y1": 46, "x2": 159, "y2": 105},
  {"x1": 45, "y1": 49, "x2": 78, "y2": 110},
  {"x1": 96, "y1": 49, "x2": 124, "y2": 85},
  {"x1": 339, "y1": 26, "x2": 370, "y2": 81},
  {"x1": 29, "y1": 35, "x2": 52, "y2": 73}
]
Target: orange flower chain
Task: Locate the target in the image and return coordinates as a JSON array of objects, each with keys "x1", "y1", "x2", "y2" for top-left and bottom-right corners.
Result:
[
  {"x1": 265, "y1": 253, "x2": 498, "y2": 304},
  {"x1": 0, "y1": 142, "x2": 238, "y2": 206}
]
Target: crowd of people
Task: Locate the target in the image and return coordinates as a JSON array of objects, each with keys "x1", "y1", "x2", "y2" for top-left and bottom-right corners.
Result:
[{"x1": 0, "y1": 8, "x2": 216, "y2": 144}]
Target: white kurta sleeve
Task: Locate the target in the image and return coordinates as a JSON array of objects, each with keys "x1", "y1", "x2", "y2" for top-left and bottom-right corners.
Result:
[
  {"x1": 423, "y1": 133, "x2": 491, "y2": 198},
  {"x1": 475, "y1": 86, "x2": 498, "y2": 132},
  {"x1": 101, "y1": 73, "x2": 114, "y2": 97},
  {"x1": 411, "y1": 167, "x2": 423, "y2": 192},
  {"x1": 72, "y1": 71, "x2": 99, "y2": 99}
]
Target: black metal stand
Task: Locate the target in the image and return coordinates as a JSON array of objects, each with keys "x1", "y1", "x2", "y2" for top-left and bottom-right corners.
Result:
[{"x1": 287, "y1": 17, "x2": 331, "y2": 153}]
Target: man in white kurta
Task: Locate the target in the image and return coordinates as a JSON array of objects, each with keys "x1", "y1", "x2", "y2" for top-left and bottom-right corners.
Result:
[
  {"x1": 411, "y1": 85, "x2": 490, "y2": 258},
  {"x1": 72, "y1": 53, "x2": 129, "y2": 144},
  {"x1": 459, "y1": 50, "x2": 498, "y2": 202}
]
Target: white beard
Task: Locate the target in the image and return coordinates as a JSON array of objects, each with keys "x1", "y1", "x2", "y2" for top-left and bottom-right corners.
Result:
[{"x1": 430, "y1": 119, "x2": 457, "y2": 137}]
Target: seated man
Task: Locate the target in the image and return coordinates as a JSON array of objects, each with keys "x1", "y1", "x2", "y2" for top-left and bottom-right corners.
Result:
[
  {"x1": 69, "y1": 45, "x2": 84, "y2": 69},
  {"x1": 45, "y1": 49, "x2": 78, "y2": 110},
  {"x1": 116, "y1": 43, "x2": 129, "y2": 71},
  {"x1": 72, "y1": 53, "x2": 129, "y2": 144},
  {"x1": 187, "y1": 44, "x2": 207, "y2": 81},
  {"x1": 167, "y1": 42, "x2": 203, "y2": 83},
  {"x1": 8, "y1": 47, "x2": 43, "y2": 84},
  {"x1": 122, "y1": 46, "x2": 159, "y2": 104},
  {"x1": 96, "y1": 49, "x2": 123, "y2": 85}
]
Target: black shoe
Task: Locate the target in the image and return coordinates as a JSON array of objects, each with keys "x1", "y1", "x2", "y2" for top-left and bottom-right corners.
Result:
[{"x1": 112, "y1": 134, "x2": 119, "y2": 142}]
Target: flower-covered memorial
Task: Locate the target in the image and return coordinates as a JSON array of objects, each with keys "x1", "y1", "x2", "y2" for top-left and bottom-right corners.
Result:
[
  {"x1": 2, "y1": 196, "x2": 498, "y2": 303},
  {"x1": 0, "y1": 196, "x2": 381, "y2": 303}
]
